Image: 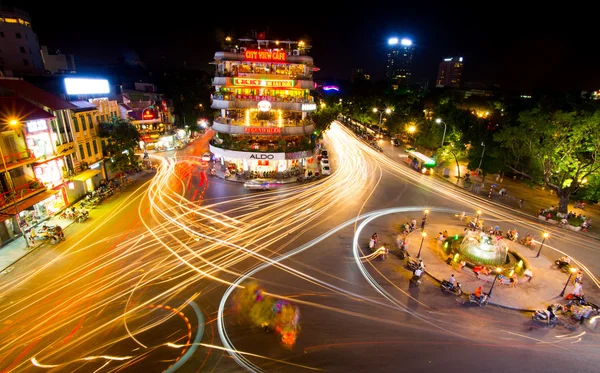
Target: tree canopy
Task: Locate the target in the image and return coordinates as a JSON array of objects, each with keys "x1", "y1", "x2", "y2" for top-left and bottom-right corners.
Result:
[
  {"x1": 98, "y1": 117, "x2": 141, "y2": 176},
  {"x1": 494, "y1": 108, "x2": 600, "y2": 212}
]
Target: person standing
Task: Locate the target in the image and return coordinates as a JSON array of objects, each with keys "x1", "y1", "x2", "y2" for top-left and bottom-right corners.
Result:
[
  {"x1": 519, "y1": 199, "x2": 524, "y2": 208},
  {"x1": 571, "y1": 281, "x2": 583, "y2": 297}
]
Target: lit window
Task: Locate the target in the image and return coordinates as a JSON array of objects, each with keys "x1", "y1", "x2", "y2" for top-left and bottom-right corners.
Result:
[{"x1": 5, "y1": 18, "x2": 17, "y2": 23}]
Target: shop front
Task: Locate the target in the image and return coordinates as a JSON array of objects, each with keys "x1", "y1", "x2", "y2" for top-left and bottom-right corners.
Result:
[
  {"x1": 209, "y1": 145, "x2": 313, "y2": 174},
  {"x1": 25, "y1": 119, "x2": 56, "y2": 159}
]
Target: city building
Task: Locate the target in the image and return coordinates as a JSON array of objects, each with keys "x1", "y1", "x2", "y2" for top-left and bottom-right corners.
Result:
[
  {"x1": 40, "y1": 46, "x2": 76, "y2": 74},
  {"x1": 210, "y1": 36, "x2": 318, "y2": 176},
  {"x1": 385, "y1": 37, "x2": 414, "y2": 86},
  {"x1": 119, "y1": 82, "x2": 174, "y2": 150},
  {"x1": 0, "y1": 7, "x2": 44, "y2": 75},
  {"x1": 436, "y1": 56, "x2": 464, "y2": 88},
  {"x1": 0, "y1": 80, "x2": 77, "y2": 246},
  {"x1": 351, "y1": 68, "x2": 370, "y2": 82}
]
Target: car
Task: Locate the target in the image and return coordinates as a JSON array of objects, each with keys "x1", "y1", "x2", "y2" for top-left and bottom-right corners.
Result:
[
  {"x1": 391, "y1": 138, "x2": 400, "y2": 147},
  {"x1": 201, "y1": 152, "x2": 211, "y2": 162},
  {"x1": 321, "y1": 150, "x2": 328, "y2": 158},
  {"x1": 321, "y1": 165, "x2": 331, "y2": 175},
  {"x1": 243, "y1": 179, "x2": 272, "y2": 190},
  {"x1": 320, "y1": 159, "x2": 330, "y2": 168}
]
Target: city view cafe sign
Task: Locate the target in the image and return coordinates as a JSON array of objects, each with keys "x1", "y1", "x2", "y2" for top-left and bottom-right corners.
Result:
[{"x1": 243, "y1": 49, "x2": 287, "y2": 62}]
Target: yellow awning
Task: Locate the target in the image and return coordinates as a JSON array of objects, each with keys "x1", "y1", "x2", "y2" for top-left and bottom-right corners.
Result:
[{"x1": 71, "y1": 169, "x2": 101, "y2": 181}]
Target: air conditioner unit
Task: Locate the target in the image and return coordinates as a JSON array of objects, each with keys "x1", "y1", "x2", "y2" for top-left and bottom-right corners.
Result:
[
  {"x1": 240, "y1": 47, "x2": 247, "y2": 53},
  {"x1": 292, "y1": 49, "x2": 300, "y2": 56}
]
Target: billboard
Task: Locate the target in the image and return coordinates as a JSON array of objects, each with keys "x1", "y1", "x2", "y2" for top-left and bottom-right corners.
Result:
[{"x1": 64, "y1": 78, "x2": 110, "y2": 95}]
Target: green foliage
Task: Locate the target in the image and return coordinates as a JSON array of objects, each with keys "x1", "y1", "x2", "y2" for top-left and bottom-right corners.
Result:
[
  {"x1": 494, "y1": 108, "x2": 600, "y2": 211},
  {"x1": 436, "y1": 130, "x2": 468, "y2": 178},
  {"x1": 311, "y1": 106, "x2": 338, "y2": 132},
  {"x1": 98, "y1": 117, "x2": 141, "y2": 174}
]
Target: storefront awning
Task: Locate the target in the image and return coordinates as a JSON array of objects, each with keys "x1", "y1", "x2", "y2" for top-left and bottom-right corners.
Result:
[
  {"x1": 0, "y1": 190, "x2": 58, "y2": 216},
  {"x1": 71, "y1": 169, "x2": 101, "y2": 181}
]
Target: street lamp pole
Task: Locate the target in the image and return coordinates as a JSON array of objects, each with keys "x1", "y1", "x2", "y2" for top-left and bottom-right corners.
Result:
[
  {"x1": 477, "y1": 142, "x2": 486, "y2": 174},
  {"x1": 559, "y1": 267, "x2": 578, "y2": 297},
  {"x1": 474, "y1": 210, "x2": 482, "y2": 230},
  {"x1": 487, "y1": 267, "x2": 503, "y2": 298},
  {"x1": 435, "y1": 118, "x2": 447, "y2": 147},
  {"x1": 0, "y1": 133, "x2": 29, "y2": 248},
  {"x1": 417, "y1": 232, "x2": 427, "y2": 258},
  {"x1": 373, "y1": 108, "x2": 391, "y2": 135},
  {"x1": 536, "y1": 232, "x2": 549, "y2": 258}
]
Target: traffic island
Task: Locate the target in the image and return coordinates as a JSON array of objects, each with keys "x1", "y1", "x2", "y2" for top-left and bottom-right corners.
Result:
[{"x1": 403, "y1": 222, "x2": 576, "y2": 312}]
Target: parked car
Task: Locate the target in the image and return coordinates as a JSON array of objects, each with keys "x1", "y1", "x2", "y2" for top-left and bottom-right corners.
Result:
[
  {"x1": 243, "y1": 179, "x2": 272, "y2": 190},
  {"x1": 320, "y1": 159, "x2": 330, "y2": 168},
  {"x1": 201, "y1": 152, "x2": 211, "y2": 162},
  {"x1": 321, "y1": 150, "x2": 328, "y2": 158},
  {"x1": 321, "y1": 165, "x2": 331, "y2": 175}
]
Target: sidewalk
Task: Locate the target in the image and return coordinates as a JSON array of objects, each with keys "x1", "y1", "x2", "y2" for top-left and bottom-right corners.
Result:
[
  {"x1": 403, "y1": 222, "x2": 578, "y2": 312},
  {"x1": 0, "y1": 171, "x2": 152, "y2": 275},
  {"x1": 432, "y1": 163, "x2": 600, "y2": 239}
]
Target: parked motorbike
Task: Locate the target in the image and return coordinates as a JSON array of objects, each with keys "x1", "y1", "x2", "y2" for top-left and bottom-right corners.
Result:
[
  {"x1": 441, "y1": 280, "x2": 463, "y2": 296},
  {"x1": 532, "y1": 308, "x2": 561, "y2": 326},
  {"x1": 468, "y1": 293, "x2": 489, "y2": 307},
  {"x1": 74, "y1": 209, "x2": 89, "y2": 223},
  {"x1": 565, "y1": 294, "x2": 600, "y2": 312},
  {"x1": 35, "y1": 225, "x2": 64, "y2": 245}
]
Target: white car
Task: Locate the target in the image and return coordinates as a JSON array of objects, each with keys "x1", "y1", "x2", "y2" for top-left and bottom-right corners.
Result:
[
  {"x1": 321, "y1": 165, "x2": 331, "y2": 175},
  {"x1": 201, "y1": 152, "x2": 211, "y2": 162},
  {"x1": 243, "y1": 179, "x2": 272, "y2": 190}
]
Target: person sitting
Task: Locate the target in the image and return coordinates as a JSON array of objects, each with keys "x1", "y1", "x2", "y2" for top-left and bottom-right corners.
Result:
[
  {"x1": 473, "y1": 286, "x2": 484, "y2": 302},
  {"x1": 448, "y1": 274, "x2": 456, "y2": 290}
]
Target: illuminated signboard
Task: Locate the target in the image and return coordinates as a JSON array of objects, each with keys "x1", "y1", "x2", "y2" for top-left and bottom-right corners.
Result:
[
  {"x1": 323, "y1": 85, "x2": 339, "y2": 91},
  {"x1": 26, "y1": 119, "x2": 48, "y2": 133},
  {"x1": 233, "y1": 78, "x2": 295, "y2": 88},
  {"x1": 257, "y1": 101, "x2": 272, "y2": 112},
  {"x1": 244, "y1": 127, "x2": 282, "y2": 134},
  {"x1": 301, "y1": 103, "x2": 317, "y2": 111},
  {"x1": 142, "y1": 108, "x2": 156, "y2": 120},
  {"x1": 244, "y1": 49, "x2": 287, "y2": 62},
  {"x1": 64, "y1": 78, "x2": 110, "y2": 95}
]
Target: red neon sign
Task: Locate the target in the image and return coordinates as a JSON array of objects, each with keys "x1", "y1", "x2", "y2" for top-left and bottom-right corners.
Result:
[
  {"x1": 244, "y1": 49, "x2": 287, "y2": 62},
  {"x1": 142, "y1": 108, "x2": 155, "y2": 120},
  {"x1": 244, "y1": 127, "x2": 282, "y2": 134}
]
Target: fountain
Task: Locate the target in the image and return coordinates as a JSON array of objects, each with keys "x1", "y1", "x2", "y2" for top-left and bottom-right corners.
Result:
[{"x1": 452, "y1": 230, "x2": 508, "y2": 266}]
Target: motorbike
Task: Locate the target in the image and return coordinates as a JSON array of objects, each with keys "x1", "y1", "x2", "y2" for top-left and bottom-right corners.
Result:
[
  {"x1": 554, "y1": 260, "x2": 572, "y2": 273},
  {"x1": 75, "y1": 209, "x2": 89, "y2": 223},
  {"x1": 532, "y1": 309, "x2": 559, "y2": 326},
  {"x1": 34, "y1": 225, "x2": 64, "y2": 245},
  {"x1": 519, "y1": 237, "x2": 535, "y2": 249},
  {"x1": 441, "y1": 280, "x2": 463, "y2": 296},
  {"x1": 506, "y1": 230, "x2": 518, "y2": 241},
  {"x1": 406, "y1": 256, "x2": 422, "y2": 272},
  {"x1": 468, "y1": 293, "x2": 489, "y2": 307},
  {"x1": 565, "y1": 294, "x2": 600, "y2": 312},
  {"x1": 410, "y1": 268, "x2": 424, "y2": 286}
]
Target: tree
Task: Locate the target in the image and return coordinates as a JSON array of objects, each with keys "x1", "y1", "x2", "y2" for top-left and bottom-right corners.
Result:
[
  {"x1": 495, "y1": 108, "x2": 600, "y2": 213},
  {"x1": 98, "y1": 117, "x2": 141, "y2": 180},
  {"x1": 311, "y1": 105, "x2": 338, "y2": 133},
  {"x1": 436, "y1": 129, "x2": 467, "y2": 180}
]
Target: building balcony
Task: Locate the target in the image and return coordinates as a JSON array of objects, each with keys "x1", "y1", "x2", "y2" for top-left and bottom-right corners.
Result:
[
  {"x1": 212, "y1": 117, "x2": 314, "y2": 136},
  {"x1": 0, "y1": 149, "x2": 36, "y2": 172},
  {"x1": 0, "y1": 178, "x2": 45, "y2": 209},
  {"x1": 212, "y1": 95, "x2": 316, "y2": 112}
]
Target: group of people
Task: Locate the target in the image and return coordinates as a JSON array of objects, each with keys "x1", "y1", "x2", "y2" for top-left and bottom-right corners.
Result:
[{"x1": 28, "y1": 224, "x2": 64, "y2": 245}]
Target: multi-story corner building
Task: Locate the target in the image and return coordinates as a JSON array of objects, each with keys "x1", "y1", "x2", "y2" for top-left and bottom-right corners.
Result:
[
  {"x1": 0, "y1": 7, "x2": 44, "y2": 75},
  {"x1": 436, "y1": 56, "x2": 464, "y2": 88},
  {"x1": 0, "y1": 89, "x2": 74, "y2": 246},
  {"x1": 385, "y1": 37, "x2": 414, "y2": 86},
  {"x1": 210, "y1": 36, "x2": 318, "y2": 176}
]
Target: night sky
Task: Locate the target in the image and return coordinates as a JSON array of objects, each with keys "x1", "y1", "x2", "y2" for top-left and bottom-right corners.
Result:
[{"x1": 11, "y1": 2, "x2": 599, "y2": 93}]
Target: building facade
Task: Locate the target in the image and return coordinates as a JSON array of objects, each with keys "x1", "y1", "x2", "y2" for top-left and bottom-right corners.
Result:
[
  {"x1": 436, "y1": 56, "x2": 464, "y2": 88},
  {"x1": 385, "y1": 37, "x2": 414, "y2": 86},
  {"x1": 40, "y1": 46, "x2": 76, "y2": 74},
  {"x1": 0, "y1": 7, "x2": 44, "y2": 75},
  {"x1": 210, "y1": 37, "x2": 317, "y2": 176}
]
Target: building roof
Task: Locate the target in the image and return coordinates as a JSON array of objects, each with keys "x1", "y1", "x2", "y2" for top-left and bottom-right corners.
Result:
[
  {"x1": 69, "y1": 100, "x2": 97, "y2": 112},
  {"x1": 0, "y1": 78, "x2": 76, "y2": 111},
  {"x1": 0, "y1": 96, "x2": 55, "y2": 123},
  {"x1": 119, "y1": 103, "x2": 133, "y2": 112}
]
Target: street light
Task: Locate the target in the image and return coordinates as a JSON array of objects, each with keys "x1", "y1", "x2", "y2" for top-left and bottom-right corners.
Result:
[
  {"x1": 373, "y1": 108, "x2": 392, "y2": 134},
  {"x1": 536, "y1": 232, "x2": 549, "y2": 258},
  {"x1": 474, "y1": 210, "x2": 482, "y2": 230},
  {"x1": 435, "y1": 118, "x2": 447, "y2": 148},
  {"x1": 422, "y1": 209, "x2": 430, "y2": 229},
  {"x1": 560, "y1": 267, "x2": 578, "y2": 297},
  {"x1": 477, "y1": 142, "x2": 486, "y2": 175},
  {"x1": 1, "y1": 118, "x2": 29, "y2": 247},
  {"x1": 417, "y1": 231, "x2": 427, "y2": 258},
  {"x1": 487, "y1": 267, "x2": 503, "y2": 298}
]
